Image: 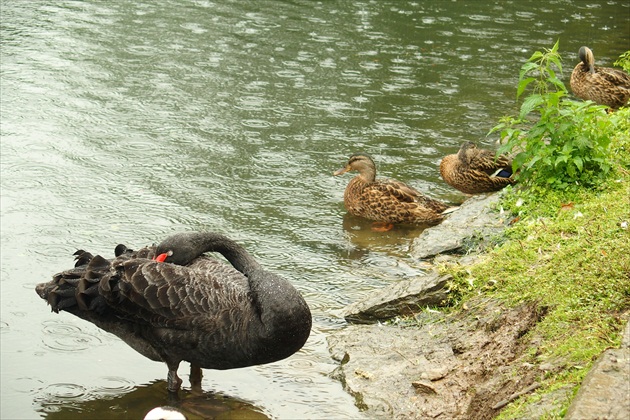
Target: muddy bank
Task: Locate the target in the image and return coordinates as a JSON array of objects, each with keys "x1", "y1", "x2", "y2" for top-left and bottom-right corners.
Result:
[
  {"x1": 329, "y1": 299, "x2": 548, "y2": 419},
  {"x1": 327, "y1": 193, "x2": 630, "y2": 419}
]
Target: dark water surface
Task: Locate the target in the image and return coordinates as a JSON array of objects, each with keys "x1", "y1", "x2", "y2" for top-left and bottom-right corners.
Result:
[{"x1": 1, "y1": 1, "x2": 628, "y2": 418}]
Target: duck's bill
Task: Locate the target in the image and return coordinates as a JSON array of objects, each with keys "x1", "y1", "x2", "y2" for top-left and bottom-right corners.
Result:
[{"x1": 333, "y1": 166, "x2": 349, "y2": 176}]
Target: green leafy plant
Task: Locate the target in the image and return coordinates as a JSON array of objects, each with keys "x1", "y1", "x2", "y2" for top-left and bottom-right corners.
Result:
[
  {"x1": 614, "y1": 51, "x2": 630, "y2": 73},
  {"x1": 491, "y1": 40, "x2": 627, "y2": 190}
]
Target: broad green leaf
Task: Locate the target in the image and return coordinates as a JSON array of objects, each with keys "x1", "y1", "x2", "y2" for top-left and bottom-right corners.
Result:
[
  {"x1": 519, "y1": 62, "x2": 538, "y2": 80},
  {"x1": 519, "y1": 94, "x2": 544, "y2": 118},
  {"x1": 517, "y1": 77, "x2": 536, "y2": 98},
  {"x1": 549, "y1": 76, "x2": 567, "y2": 92},
  {"x1": 555, "y1": 155, "x2": 568, "y2": 165}
]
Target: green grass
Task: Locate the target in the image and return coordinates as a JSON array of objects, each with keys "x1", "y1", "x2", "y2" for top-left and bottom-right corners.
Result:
[{"x1": 441, "y1": 107, "x2": 630, "y2": 417}]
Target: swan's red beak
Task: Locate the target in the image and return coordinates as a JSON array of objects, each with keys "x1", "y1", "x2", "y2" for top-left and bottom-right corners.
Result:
[{"x1": 153, "y1": 253, "x2": 169, "y2": 263}]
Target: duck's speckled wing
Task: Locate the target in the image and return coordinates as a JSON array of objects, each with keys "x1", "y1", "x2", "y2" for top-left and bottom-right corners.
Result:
[
  {"x1": 598, "y1": 67, "x2": 630, "y2": 87},
  {"x1": 344, "y1": 177, "x2": 447, "y2": 223},
  {"x1": 440, "y1": 151, "x2": 515, "y2": 195},
  {"x1": 467, "y1": 148, "x2": 512, "y2": 175},
  {"x1": 571, "y1": 64, "x2": 630, "y2": 109},
  {"x1": 378, "y1": 178, "x2": 423, "y2": 203}
]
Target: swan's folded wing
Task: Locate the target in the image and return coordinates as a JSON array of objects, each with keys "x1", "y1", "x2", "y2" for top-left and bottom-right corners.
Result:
[{"x1": 105, "y1": 258, "x2": 250, "y2": 327}]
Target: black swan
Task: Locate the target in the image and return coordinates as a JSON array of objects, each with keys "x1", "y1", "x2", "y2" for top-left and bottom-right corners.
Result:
[{"x1": 35, "y1": 232, "x2": 312, "y2": 393}]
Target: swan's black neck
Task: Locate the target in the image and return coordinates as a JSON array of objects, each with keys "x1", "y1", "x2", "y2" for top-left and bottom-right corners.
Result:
[{"x1": 156, "y1": 232, "x2": 260, "y2": 275}]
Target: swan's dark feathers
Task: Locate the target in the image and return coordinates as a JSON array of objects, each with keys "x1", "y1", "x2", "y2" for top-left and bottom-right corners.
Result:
[
  {"x1": 36, "y1": 232, "x2": 311, "y2": 393},
  {"x1": 73, "y1": 250, "x2": 94, "y2": 267}
]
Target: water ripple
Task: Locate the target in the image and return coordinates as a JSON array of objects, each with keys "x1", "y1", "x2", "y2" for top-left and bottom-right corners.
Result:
[
  {"x1": 92, "y1": 376, "x2": 136, "y2": 397},
  {"x1": 12, "y1": 377, "x2": 45, "y2": 394},
  {"x1": 41, "y1": 320, "x2": 104, "y2": 353},
  {"x1": 41, "y1": 382, "x2": 88, "y2": 402}
]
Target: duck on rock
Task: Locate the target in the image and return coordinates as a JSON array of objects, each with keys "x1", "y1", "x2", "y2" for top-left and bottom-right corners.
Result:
[
  {"x1": 333, "y1": 153, "x2": 450, "y2": 230},
  {"x1": 440, "y1": 142, "x2": 516, "y2": 195},
  {"x1": 35, "y1": 232, "x2": 312, "y2": 394},
  {"x1": 570, "y1": 46, "x2": 630, "y2": 110}
]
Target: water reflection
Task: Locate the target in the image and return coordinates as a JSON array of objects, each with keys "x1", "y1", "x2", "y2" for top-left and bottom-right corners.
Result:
[
  {"x1": 35, "y1": 380, "x2": 268, "y2": 420},
  {"x1": 341, "y1": 212, "x2": 429, "y2": 254}
]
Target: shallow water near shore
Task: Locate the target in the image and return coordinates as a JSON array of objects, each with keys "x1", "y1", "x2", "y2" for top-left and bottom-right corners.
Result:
[{"x1": 1, "y1": 1, "x2": 628, "y2": 418}]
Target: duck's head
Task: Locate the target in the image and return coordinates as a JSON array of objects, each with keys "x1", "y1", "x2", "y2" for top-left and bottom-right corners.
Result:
[
  {"x1": 333, "y1": 153, "x2": 377, "y2": 181},
  {"x1": 458, "y1": 141, "x2": 477, "y2": 157},
  {"x1": 578, "y1": 46, "x2": 595, "y2": 74}
]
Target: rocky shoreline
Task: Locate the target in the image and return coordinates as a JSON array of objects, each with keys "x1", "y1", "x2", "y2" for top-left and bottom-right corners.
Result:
[{"x1": 327, "y1": 193, "x2": 629, "y2": 419}]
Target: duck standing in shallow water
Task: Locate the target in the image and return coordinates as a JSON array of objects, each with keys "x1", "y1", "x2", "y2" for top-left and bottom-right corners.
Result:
[
  {"x1": 570, "y1": 46, "x2": 630, "y2": 110},
  {"x1": 36, "y1": 232, "x2": 312, "y2": 394},
  {"x1": 333, "y1": 153, "x2": 450, "y2": 230},
  {"x1": 440, "y1": 142, "x2": 516, "y2": 195}
]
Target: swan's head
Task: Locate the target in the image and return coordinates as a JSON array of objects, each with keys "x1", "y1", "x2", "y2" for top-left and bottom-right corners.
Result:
[{"x1": 153, "y1": 232, "x2": 206, "y2": 266}]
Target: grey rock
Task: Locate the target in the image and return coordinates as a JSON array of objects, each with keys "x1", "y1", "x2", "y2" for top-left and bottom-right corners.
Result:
[
  {"x1": 328, "y1": 299, "x2": 549, "y2": 420},
  {"x1": 328, "y1": 322, "x2": 456, "y2": 419},
  {"x1": 342, "y1": 271, "x2": 451, "y2": 323},
  {"x1": 411, "y1": 193, "x2": 508, "y2": 260},
  {"x1": 565, "y1": 320, "x2": 630, "y2": 420}
]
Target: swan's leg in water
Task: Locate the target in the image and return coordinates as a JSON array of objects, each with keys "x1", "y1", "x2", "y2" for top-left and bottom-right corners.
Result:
[
  {"x1": 190, "y1": 364, "x2": 203, "y2": 392},
  {"x1": 167, "y1": 361, "x2": 183, "y2": 393}
]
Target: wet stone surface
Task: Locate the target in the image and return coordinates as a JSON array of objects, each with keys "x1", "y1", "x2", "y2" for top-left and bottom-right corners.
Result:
[
  {"x1": 328, "y1": 299, "x2": 547, "y2": 419},
  {"x1": 411, "y1": 192, "x2": 509, "y2": 260},
  {"x1": 342, "y1": 272, "x2": 451, "y2": 324}
]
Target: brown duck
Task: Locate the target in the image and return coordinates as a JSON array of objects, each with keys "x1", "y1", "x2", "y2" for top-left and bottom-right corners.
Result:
[
  {"x1": 570, "y1": 46, "x2": 630, "y2": 110},
  {"x1": 333, "y1": 153, "x2": 449, "y2": 229},
  {"x1": 440, "y1": 142, "x2": 515, "y2": 194},
  {"x1": 35, "y1": 232, "x2": 312, "y2": 394}
]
